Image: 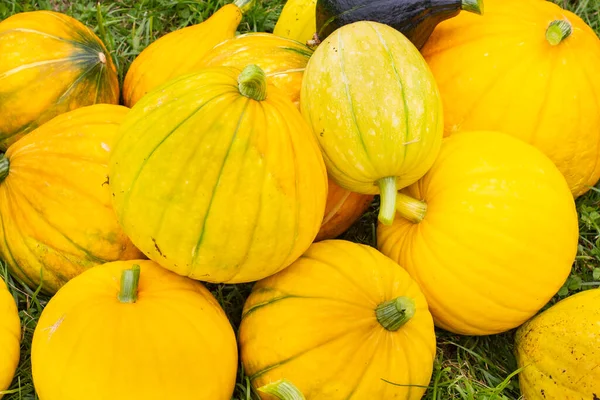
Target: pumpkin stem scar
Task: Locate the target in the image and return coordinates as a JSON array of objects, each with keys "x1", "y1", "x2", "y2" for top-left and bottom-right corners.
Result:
[
  {"x1": 377, "y1": 176, "x2": 398, "y2": 226},
  {"x1": 546, "y1": 20, "x2": 572, "y2": 46},
  {"x1": 461, "y1": 0, "x2": 483, "y2": 15},
  {"x1": 98, "y1": 52, "x2": 107, "y2": 64},
  {"x1": 376, "y1": 297, "x2": 416, "y2": 331},
  {"x1": 395, "y1": 192, "x2": 427, "y2": 224},
  {"x1": 238, "y1": 64, "x2": 268, "y2": 101},
  {"x1": 118, "y1": 264, "x2": 141, "y2": 304},
  {"x1": 0, "y1": 155, "x2": 9, "y2": 183},
  {"x1": 258, "y1": 379, "x2": 306, "y2": 400}
]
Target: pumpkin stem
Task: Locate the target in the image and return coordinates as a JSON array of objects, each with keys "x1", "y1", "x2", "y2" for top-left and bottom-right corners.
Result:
[
  {"x1": 546, "y1": 20, "x2": 572, "y2": 46},
  {"x1": 377, "y1": 177, "x2": 398, "y2": 226},
  {"x1": 395, "y1": 192, "x2": 427, "y2": 224},
  {"x1": 118, "y1": 264, "x2": 141, "y2": 304},
  {"x1": 376, "y1": 296, "x2": 416, "y2": 331},
  {"x1": 238, "y1": 64, "x2": 268, "y2": 101},
  {"x1": 233, "y1": 0, "x2": 255, "y2": 13},
  {"x1": 0, "y1": 156, "x2": 9, "y2": 183},
  {"x1": 461, "y1": 0, "x2": 483, "y2": 15},
  {"x1": 258, "y1": 379, "x2": 306, "y2": 400}
]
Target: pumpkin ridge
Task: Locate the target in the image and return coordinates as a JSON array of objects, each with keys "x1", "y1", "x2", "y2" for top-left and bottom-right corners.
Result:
[
  {"x1": 1, "y1": 28, "x2": 102, "y2": 54},
  {"x1": 342, "y1": 328, "x2": 382, "y2": 399},
  {"x1": 526, "y1": 49, "x2": 559, "y2": 146},
  {"x1": 92, "y1": 63, "x2": 105, "y2": 103},
  {"x1": 241, "y1": 295, "x2": 304, "y2": 319},
  {"x1": 579, "y1": 64, "x2": 600, "y2": 188},
  {"x1": 120, "y1": 92, "x2": 226, "y2": 226},
  {"x1": 0, "y1": 55, "x2": 99, "y2": 81},
  {"x1": 54, "y1": 62, "x2": 104, "y2": 106},
  {"x1": 280, "y1": 45, "x2": 314, "y2": 58},
  {"x1": 190, "y1": 98, "x2": 251, "y2": 267}
]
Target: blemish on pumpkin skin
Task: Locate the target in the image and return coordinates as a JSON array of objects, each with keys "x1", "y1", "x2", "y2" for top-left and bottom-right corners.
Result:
[
  {"x1": 593, "y1": 393, "x2": 599, "y2": 400},
  {"x1": 152, "y1": 237, "x2": 164, "y2": 257},
  {"x1": 43, "y1": 314, "x2": 66, "y2": 341}
]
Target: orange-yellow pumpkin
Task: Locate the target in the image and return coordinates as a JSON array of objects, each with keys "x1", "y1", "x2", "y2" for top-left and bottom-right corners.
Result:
[
  {"x1": 0, "y1": 10, "x2": 119, "y2": 150},
  {"x1": 421, "y1": 0, "x2": 600, "y2": 197},
  {"x1": 0, "y1": 277, "x2": 20, "y2": 399},
  {"x1": 0, "y1": 105, "x2": 143, "y2": 294},
  {"x1": 377, "y1": 131, "x2": 579, "y2": 335},
  {"x1": 122, "y1": 0, "x2": 253, "y2": 107},
  {"x1": 31, "y1": 260, "x2": 238, "y2": 400},
  {"x1": 239, "y1": 239, "x2": 436, "y2": 399}
]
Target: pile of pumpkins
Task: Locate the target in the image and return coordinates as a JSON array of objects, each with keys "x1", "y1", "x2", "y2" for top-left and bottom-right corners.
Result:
[{"x1": 1, "y1": 0, "x2": 600, "y2": 398}]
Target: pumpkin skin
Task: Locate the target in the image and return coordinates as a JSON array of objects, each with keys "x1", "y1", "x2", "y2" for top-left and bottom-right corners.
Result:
[
  {"x1": 421, "y1": 0, "x2": 600, "y2": 197},
  {"x1": 239, "y1": 239, "x2": 436, "y2": 399},
  {"x1": 110, "y1": 66, "x2": 328, "y2": 284},
  {"x1": 0, "y1": 278, "x2": 20, "y2": 399},
  {"x1": 31, "y1": 260, "x2": 238, "y2": 400},
  {"x1": 0, "y1": 105, "x2": 143, "y2": 295},
  {"x1": 0, "y1": 10, "x2": 119, "y2": 151},
  {"x1": 301, "y1": 21, "x2": 444, "y2": 225},
  {"x1": 122, "y1": 0, "x2": 252, "y2": 107},
  {"x1": 515, "y1": 289, "x2": 600, "y2": 400},
  {"x1": 377, "y1": 131, "x2": 579, "y2": 336},
  {"x1": 273, "y1": 0, "x2": 318, "y2": 45}
]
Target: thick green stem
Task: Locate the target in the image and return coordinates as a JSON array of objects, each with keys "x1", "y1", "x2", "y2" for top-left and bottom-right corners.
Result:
[
  {"x1": 546, "y1": 20, "x2": 572, "y2": 45},
  {"x1": 376, "y1": 297, "x2": 416, "y2": 331},
  {"x1": 461, "y1": 0, "x2": 483, "y2": 15},
  {"x1": 0, "y1": 156, "x2": 9, "y2": 183},
  {"x1": 395, "y1": 192, "x2": 427, "y2": 224},
  {"x1": 233, "y1": 0, "x2": 255, "y2": 13},
  {"x1": 238, "y1": 64, "x2": 268, "y2": 101},
  {"x1": 258, "y1": 379, "x2": 306, "y2": 400},
  {"x1": 118, "y1": 264, "x2": 141, "y2": 304},
  {"x1": 377, "y1": 177, "x2": 397, "y2": 226}
]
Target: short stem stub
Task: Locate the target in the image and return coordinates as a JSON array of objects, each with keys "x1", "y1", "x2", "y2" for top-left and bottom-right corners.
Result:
[
  {"x1": 238, "y1": 64, "x2": 268, "y2": 101},
  {"x1": 0, "y1": 156, "x2": 9, "y2": 183},
  {"x1": 258, "y1": 379, "x2": 306, "y2": 400},
  {"x1": 395, "y1": 192, "x2": 427, "y2": 224},
  {"x1": 376, "y1": 297, "x2": 416, "y2": 331},
  {"x1": 377, "y1": 177, "x2": 398, "y2": 226},
  {"x1": 98, "y1": 52, "x2": 107, "y2": 64},
  {"x1": 546, "y1": 20, "x2": 572, "y2": 45},
  {"x1": 233, "y1": 0, "x2": 255, "y2": 13},
  {"x1": 461, "y1": 0, "x2": 483, "y2": 15},
  {"x1": 118, "y1": 264, "x2": 141, "y2": 304}
]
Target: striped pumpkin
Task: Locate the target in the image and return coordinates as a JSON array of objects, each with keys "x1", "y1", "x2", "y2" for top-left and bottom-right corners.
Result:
[{"x1": 0, "y1": 10, "x2": 119, "y2": 150}]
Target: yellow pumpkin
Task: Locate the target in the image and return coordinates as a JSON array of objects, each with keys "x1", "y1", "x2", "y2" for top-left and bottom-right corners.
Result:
[
  {"x1": 377, "y1": 131, "x2": 579, "y2": 336},
  {"x1": 239, "y1": 239, "x2": 436, "y2": 399},
  {"x1": 421, "y1": 0, "x2": 600, "y2": 197},
  {"x1": 273, "y1": 0, "x2": 318, "y2": 45},
  {"x1": 0, "y1": 277, "x2": 20, "y2": 399},
  {"x1": 31, "y1": 260, "x2": 238, "y2": 400},
  {"x1": 122, "y1": 0, "x2": 253, "y2": 107},
  {"x1": 0, "y1": 10, "x2": 120, "y2": 150},
  {"x1": 110, "y1": 65, "x2": 327, "y2": 284},
  {"x1": 0, "y1": 105, "x2": 143, "y2": 295},
  {"x1": 301, "y1": 21, "x2": 444, "y2": 226},
  {"x1": 515, "y1": 288, "x2": 600, "y2": 399}
]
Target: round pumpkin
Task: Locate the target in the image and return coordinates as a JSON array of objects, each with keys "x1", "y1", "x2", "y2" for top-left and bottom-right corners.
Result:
[
  {"x1": 301, "y1": 21, "x2": 444, "y2": 226},
  {"x1": 0, "y1": 277, "x2": 20, "y2": 399},
  {"x1": 110, "y1": 65, "x2": 328, "y2": 284},
  {"x1": 122, "y1": 0, "x2": 253, "y2": 107},
  {"x1": 515, "y1": 288, "x2": 600, "y2": 399},
  {"x1": 421, "y1": 0, "x2": 600, "y2": 197},
  {"x1": 198, "y1": 32, "x2": 374, "y2": 240},
  {"x1": 31, "y1": 260, "x2": 238, "y2": 400},
  {"x1": 239, "y1": 239, "x2": 436, "y2": 399},
  {"x1": 273, "y1": 0, "x2": 318, "y2": 45},
  {"x1": 0, "y1": 10, "x2": 119, "y2": 150},
  {"x1": 377, "y1": 130, "x2": 579, "y2": 336},
  {"x1": 0, "y1": 104, "x2": 143, "y2": 295}
]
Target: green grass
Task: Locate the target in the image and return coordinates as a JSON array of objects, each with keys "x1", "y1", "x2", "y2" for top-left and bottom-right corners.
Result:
[{"x1": 1, "y1": 0, "x2": 600, "y2": 399}]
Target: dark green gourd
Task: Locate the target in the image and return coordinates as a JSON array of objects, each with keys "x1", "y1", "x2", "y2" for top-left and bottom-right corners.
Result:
[{"x1": 315, "y1": 0, "x2": 483, "y2": 49}]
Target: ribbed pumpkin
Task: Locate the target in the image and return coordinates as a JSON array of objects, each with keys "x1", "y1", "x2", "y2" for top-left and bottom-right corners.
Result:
[
  {"x1": 301, "y1": 21, "x2": 444, "y2": 226},
  {"x1": 198, "y1": 32, "x2": 373, "y2": 240},
  {"x1": 0, "y1": 10, "x2": 119, "y2": 150},
  {"x1": 273, "y1": 0, "x2": 318, "y2": 45},
  {"x1": 110, "y1": 65, "x2": 327, "y2": 284},
  {"x1": 31, "y1": 260, "x2": 238, "y2": 400},
  {"x1": 377, "y1": 131, "x2": 579, "y2": 336},
  {"x1": 122, "y1": 0, "x2": 253, "y2": 107},
  {"x1": 0, "y1": 277, "x2": 20, "y2": 399},
  {"x1": 0, "y1": 105, "x2": 143, "y2": 295},
  {"x1": 239, "y1": 239, "x2": 436, "y2": 399},
  {"x1": 421, "y1": 0, "x2": 600, "y2": 197},
  {"x1": 515, "y1": 289, "x2": 600, "y2": 399}
]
